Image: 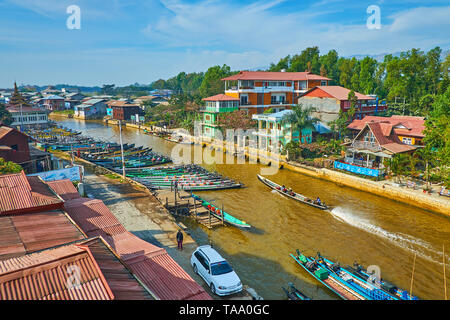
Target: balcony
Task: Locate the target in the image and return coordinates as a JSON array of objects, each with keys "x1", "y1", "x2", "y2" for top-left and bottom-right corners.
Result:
[
  {"x1": 351, "y1": 140, "x2": 382, "y2": 152},
  {"x1": 227, "y1": 86, "x2": 292, "y2": 93}
]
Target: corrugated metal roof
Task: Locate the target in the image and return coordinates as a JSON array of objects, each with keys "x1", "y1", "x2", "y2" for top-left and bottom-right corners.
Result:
[
  {"x1": 129, "y1": 253, "x2": 212, "y2": 300},
  {"x1": 222, "y1": 71, "x2": 331, "y2": 81},
  {"x1": 64, "y1": 198, "x2": 211, "y2": 300},
  {"x1": 79, "y1": 238, "x2": 155, "y2": 300},
  {"x1": 0, "y1": 244, "x2": 114, "y2": 300},
  {"x1": 47, "y1": 179, "x2": 81, "y2": 201},
  {"x1": 0, "y1": 172, "x2": 63, "y2": 215},
  {"x1": 0, "y1": 211, "x2": 86, "y2": 261},
  {"x1": 64, "y1": 198, "x2": 125, "y2": 234}
]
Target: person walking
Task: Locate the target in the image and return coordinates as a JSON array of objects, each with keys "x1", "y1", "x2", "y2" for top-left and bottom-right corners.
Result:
[{"x1": 176, "y1": 230, "x2": 184, "y2": 250}]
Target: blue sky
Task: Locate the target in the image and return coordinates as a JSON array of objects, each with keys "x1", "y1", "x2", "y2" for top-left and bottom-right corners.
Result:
[{"x1": 0, "y1": 0, "x2": 449, "y2": 87}]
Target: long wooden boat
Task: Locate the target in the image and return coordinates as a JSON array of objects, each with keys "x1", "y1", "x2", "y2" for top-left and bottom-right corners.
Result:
[
  {"x1": 257, "y1": 174, "x2": 329, "y2": 210},
  {"x1": 191, "y1": 194, "x2": 251, "y2": 228},
  {"x1": 315, "y1": 253, "x2": 398, "y2": 300},
  {"x1": 282, "y1": 283, "x2": 310, "y2": 300},
  {"x1": 345, "y1": 262, "x2": 418, "y2": 300},
  {"x1": 290, "y1": 250, "x2": 366, "y2": 300},
  {"x1": 137, "y1": 179, "x2": 242, "y2": 191}
]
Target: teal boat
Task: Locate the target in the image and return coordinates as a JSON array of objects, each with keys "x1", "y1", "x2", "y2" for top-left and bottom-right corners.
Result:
[{"x1": 191, "y1": 194, "x2": 251, "y2": 229}]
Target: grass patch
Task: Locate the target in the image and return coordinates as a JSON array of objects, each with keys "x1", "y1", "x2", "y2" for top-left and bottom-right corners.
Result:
[{"x1": 103, "y1": 173, "x2": 126, "y2": 183}]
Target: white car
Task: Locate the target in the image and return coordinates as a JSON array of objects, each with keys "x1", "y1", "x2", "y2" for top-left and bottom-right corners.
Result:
[{"x1": 190, "y1": 245, "x2": 243, "y2": 296}]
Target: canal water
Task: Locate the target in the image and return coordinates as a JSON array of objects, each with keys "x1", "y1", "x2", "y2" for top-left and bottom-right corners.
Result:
[{"x1": 55, "y1": 118, "x2": 450, "y2": 300}]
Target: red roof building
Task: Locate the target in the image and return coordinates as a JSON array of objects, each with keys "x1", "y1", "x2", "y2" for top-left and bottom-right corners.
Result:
[
  {"x1": 336, "y1": 119, "x2": 418, "y2": 177},
  {"x1": 0, "y1": 126, "x2": 31, "y2": 171},
  {"x1": 347, "y1": 115, "x2": 426, "y2": 146},
  {"x1": 63, "y1": 197, "x2": 212, "y2": 300},
  {"x1": 0, "y1": 209, "x2": 86, "y2": 261},
  {"x1": 47, "y1": 179, "x2": 81, "y2": 201},
  {"x1": 0, "y1": 171, "x2": 64, "y2": 216},
  {"x1": 298, "y1": 86, "x2": 388, "y2": 124},
  {"x1": 222, "y1": 71, "x2": 331, "y2": 115},
  {"x1": 0, "y1": 242, "x2": 115, "y2": 300}
]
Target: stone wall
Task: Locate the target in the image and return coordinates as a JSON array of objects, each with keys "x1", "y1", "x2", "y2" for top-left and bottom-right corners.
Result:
[{"x1": 284, "y1": 161, "x2": 450, "y2": 217}]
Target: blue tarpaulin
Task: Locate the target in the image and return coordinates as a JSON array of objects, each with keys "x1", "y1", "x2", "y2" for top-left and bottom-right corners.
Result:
[{"x1": 334, "y1": 161, "x2": 380, "y2": 177}]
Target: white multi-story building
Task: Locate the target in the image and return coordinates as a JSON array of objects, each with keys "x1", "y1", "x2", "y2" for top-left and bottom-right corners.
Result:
[{"x1": 7, "y1": 107, "x2": 50, "y2": 128}]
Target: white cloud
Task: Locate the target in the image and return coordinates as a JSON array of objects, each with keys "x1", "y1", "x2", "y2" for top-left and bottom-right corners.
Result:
[{"x1": 142, "y1": 0, "x2": 450, "y2": 60}]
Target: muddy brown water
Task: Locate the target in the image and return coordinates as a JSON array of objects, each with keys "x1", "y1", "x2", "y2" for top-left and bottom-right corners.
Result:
[{"x1": 54, "y1": 118, "x2": 450, "y2": 300}]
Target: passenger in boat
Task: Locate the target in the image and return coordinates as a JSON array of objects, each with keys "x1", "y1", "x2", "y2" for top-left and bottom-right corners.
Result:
[
  {"x1": 282, "y1": 185, "x2": 287, "y2": 192},
  {"x1": 315, "y1": 197, "x2": 321, "y2": 205}
]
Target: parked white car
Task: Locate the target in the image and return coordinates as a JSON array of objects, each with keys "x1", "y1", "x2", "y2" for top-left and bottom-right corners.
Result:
[{"x1": 191, "y1": 245, "x2": 243, "y2": 296}]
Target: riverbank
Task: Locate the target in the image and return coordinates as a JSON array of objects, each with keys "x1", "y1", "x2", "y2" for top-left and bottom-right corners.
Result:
[
  {"x1": 39, "y1": 144, "x2": 258, "y2": 300},
  {"x1": 283, "y1": 161, "x2": 450, "y2": 217},
  {"x1": 98, "y1": 120, "x2": 449, "y2": 216}
]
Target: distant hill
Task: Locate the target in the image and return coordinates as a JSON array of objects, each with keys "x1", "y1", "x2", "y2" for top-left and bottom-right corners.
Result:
[{"x1": 17, "y1": 84, "x2": 103, "y2": 93}]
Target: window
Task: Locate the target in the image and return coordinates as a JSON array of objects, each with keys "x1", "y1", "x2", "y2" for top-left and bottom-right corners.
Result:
[
  {"x1": 241, "y1": 95, "x2": 248, "y2": 105},
  {"x1": 196, "y1": 251, "x2": 209, "y2": 269},
  {"x1": 402, "y1": 137, "x2": 413, "y2": 145},
  {"x1": 271, "y1": 96, "x2": 277, "y2": 104},
  {"x1": 277, "y1": 123, "x2": 281, "y2": 130},
  {"x1": 321, "y1": 81, "x2": 327, "y2": 86},
  {"x1": 205, "y1": 115, "x2": 211, "y2": 121},
  {"x1": 211, "y1": 261, "x2": 233, "y2": 275},
  {"x1": 241, "y1": 80, "x2": 254, "y2": 88}
]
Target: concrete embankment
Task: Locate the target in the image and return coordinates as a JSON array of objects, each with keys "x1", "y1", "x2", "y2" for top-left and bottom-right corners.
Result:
[
  {"x1": 284, "y1": 162, "x2": 450, "y2": 217},
  {"x1": 115, "y1": 122, "x2": 449, "y2": 216}
]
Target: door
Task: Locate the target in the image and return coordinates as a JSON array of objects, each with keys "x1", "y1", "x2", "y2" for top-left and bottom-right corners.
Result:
[
  {"x1": 257, "y1": 93, "x2": 263, "y2": 105},
  {"x1": 195, "y1": 251, "x2": 210, "y2": 282}
]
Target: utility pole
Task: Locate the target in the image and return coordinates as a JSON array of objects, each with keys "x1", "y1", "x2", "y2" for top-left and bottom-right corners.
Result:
[{"x1": 118, "y1": 120, "x2": 126, "y2": 179}]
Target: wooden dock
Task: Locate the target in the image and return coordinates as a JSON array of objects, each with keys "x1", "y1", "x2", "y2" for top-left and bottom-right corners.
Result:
[{"x1": 154, "y1": 188, "x2": 225, "y2": 229}]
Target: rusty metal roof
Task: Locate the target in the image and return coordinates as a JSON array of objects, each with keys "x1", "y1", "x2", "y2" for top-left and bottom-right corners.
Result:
[
  {"x1": 0, "y1": 243, "x2": 114, "y2": 300},
  {"x1": 0, "y1": 172, "x2": 64, "y2": 215},
  {"x1": 76, "y1": 237, "x2": 155, "y2": 300},
  {"x1": 64, "y1": 198, "x2": 211, "y2": 300},
  {"x1": 47, "y1": 179, "x2": 81, "y2": 201},
  {"x1": 0, "y1": 210, "x2": 86, "y2": 261}
]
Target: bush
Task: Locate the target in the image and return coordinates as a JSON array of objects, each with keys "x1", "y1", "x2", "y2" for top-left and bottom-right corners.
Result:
[{"x1": 0, "y1": 157, "x2": 22, "y2": 174}]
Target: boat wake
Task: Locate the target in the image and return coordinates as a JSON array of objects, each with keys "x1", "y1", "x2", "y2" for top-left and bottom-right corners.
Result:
[{"x1": 330, "y1": 206, "x2": 449, "y2": 265}]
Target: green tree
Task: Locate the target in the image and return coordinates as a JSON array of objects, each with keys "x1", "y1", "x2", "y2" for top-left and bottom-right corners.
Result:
[
  {"x1": 0, "y1": 157, "x2": 22, "y2": 174},
  {"x1": 199, "y1": 65, "x2": 233, "y2": 98},
  {"x1": 0, "y1": 103, "x2": 13, "y2": 125},
  {"x1": 338, "y1": 57, "x2": 358, "y2": 89},
  {"x1": 269, "y1": 55, "x2": 291, "y2": 72},
  {"x1": 424, "y1": 46, "x2": 442, "y2": 95},
  {"x1": 290, "y1": 47, "x2": 320, "y2": 73},
  {"x1": 359, "y1": 56, "x2": 378, "y2": 94},
  {"x1": 101, "y1": 84, "x2": 115, "y2": 95},
  {"x1": 281, "y1": 104, "x2": 319, "y2": 144},
  {"x1": 319, "y1": 50, "x2": 339, "y2": 83}
]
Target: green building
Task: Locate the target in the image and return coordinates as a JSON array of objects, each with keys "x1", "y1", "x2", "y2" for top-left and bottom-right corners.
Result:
[
  {"x1": 252, "y1": 110, "x2": 313, "y2": 153},
  {"x1": 201, "y1": 94, "x2": 240, "y2": 139}
]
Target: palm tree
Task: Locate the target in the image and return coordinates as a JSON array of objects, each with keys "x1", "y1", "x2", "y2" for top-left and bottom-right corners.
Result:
[
  {"x1": 281, "y1": 104, "x2": 320, "y2": 145},
  {"x1": 416, "y1": 146, "x2": 435, "y2": 190}
]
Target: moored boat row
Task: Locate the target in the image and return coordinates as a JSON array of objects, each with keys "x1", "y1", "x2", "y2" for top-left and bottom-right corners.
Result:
[{"x1": 290, "y1": 249, "x2": 418, "y2": 300}]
